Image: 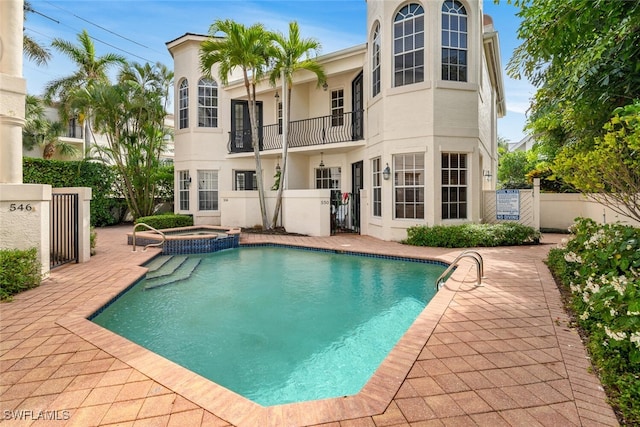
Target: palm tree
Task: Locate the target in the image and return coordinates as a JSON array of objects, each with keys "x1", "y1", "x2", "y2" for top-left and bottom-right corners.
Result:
[
  {"x1": 45, "y1": 29, "x2": 126, "y2": 146},
  {"x1": 23, "y1": 94, "x2": 47, "y2": 151},
  {"x1": 73, "y1": 79, "x2": 168, "y2": 219},
  {"x1": 200, "y1": 19, "x2": 274, "y2": 230},
  {"x1": 41, "y1": 120, "x2": 79, "y2": 159},
  {"x1": 268, "y1": 21, "x2": 326, "y2": 227},
  {"x1": 23, "y1": 1, "x2": 51, "y2": 66},
  {"x1": 23, "y1": 95, "x2": 79, "y2": 159},
  {"x1": 119, "y1": 61, "x2": 174, "y2": 115}
]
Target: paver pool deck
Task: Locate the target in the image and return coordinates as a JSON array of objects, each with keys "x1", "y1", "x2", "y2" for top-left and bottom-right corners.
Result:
[{"x1": 0, "y1": 226, "x2": 619, "y2": 426}]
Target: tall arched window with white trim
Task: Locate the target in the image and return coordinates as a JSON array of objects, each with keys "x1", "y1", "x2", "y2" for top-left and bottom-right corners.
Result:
[
  {"x1": 441, "y1": 0, "x2": 468, "y2": 82},
  {"x1": 372, "y1": 23, "x2": 381, "y2": 97},
  {"x1": 178, "y1": 79, "x2": 189, "y2": 129},
  {"x1": 198, "y1": 78, "x2": 218, "y2": 127},
  {"x1": 393, "y1": 3, "x2": 425, "y2": 87}
]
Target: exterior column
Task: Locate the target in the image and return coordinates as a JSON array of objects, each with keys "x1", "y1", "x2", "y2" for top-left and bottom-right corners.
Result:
[
  {"x1": 0, "y1": 0, "x2": 26, "y2": 184},
  {"x1": 533, "y1": 178, "x2": 541, "y2": 231}
]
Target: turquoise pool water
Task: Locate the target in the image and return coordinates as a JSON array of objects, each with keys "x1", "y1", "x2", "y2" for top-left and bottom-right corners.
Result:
[{"x1": 92, "y1": 246, "x2": 444, "y2": 406}]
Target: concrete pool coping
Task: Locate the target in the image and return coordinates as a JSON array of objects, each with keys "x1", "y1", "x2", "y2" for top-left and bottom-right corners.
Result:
[
  {"x1": 56, "y1": 240, "x2": 471, "y2": 426},
  {"x1": 0, "y1": 226, "x2": 619, "y2": 426}
]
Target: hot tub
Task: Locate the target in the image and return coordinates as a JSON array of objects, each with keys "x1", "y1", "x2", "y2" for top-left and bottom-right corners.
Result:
[{"x1": 127, "y1": 225, "x2": 241, "y2": 254}]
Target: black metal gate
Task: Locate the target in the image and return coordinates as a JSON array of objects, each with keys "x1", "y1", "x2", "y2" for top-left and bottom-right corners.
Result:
[
  {"x1": 330, "y1": 191, "x2": 360, "y2": 235},
  {"x1": 50, "y1": 193, "x2": 79, "y2": 269}
]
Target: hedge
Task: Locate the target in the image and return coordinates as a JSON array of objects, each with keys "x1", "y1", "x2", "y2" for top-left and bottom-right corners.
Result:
[
  {"x1": 0, "y1": 248, "x2": 41, "y2": 301},
  {"x1": 23, "y1": 157, "x2": 126, "y2": 226},
  {"x1": 135, "y1": 214, "x2": 193, "y2": 230},
  {"x1": 404, "y1": 223, "x2": 541, "y2": 248}
]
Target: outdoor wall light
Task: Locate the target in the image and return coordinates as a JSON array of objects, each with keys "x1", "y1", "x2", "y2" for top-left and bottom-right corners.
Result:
[
  {"x1": 274, "y1": 91, "x2": 279, "y2": 100},
  {"x1": 483, "y1": 169, "x2": 492, "y2": 181},
  {"x1": 322, "y1": 82, "x2": 328, "y2": 91},
  {"x1": 383, "y1": 163, "x2": 391, "y2": 180},
  {"x1": 319, "y1": 152, "x2": 325, "y2": 169},
  {"x1": 275, "y1": 161, "x2": 281, "y2": 173}
]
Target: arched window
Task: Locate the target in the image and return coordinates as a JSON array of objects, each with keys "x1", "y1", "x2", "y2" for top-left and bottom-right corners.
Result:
[
  {"x1": 198, "y1": 78, "x2": 218, "y2": 127},
  {"x1": 393, "y1": 3, "x2": 425, "y2": 87},
  {"x1": 442, "y1": 0, "x2": 468, "y2": 82},
  {"x1": 178, "y1": 79, "x2": 189, "y2": 129},
  {"x1": 372, "y1": 23, "x2": 381, "y2": 97}
]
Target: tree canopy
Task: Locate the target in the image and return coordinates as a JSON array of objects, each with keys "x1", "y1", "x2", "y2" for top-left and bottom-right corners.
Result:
[
  {"x1": 72, "y1": 61, "x2": 173, "y2": 219},
  {"x1": 554, "y1": 102, "x2": 640, "y2": 222},
  {"x1": 508, "y1": 0, "x2": 640, "y2": 149},
  {"x1": 45, "y1": 29, "x2": 126, "y2": 104},
  {"x1": 507, "y1": 0, "x2": 640, "y2": 218},
  {"x1": 35, "y1": 29, "x2": 172, "y2": 220}
]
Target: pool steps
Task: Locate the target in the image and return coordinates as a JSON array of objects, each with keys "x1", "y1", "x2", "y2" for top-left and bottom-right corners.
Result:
[
  {"x1": 144, "y1": 256, "x2": 202, "y2": 290},
  {"x1": 146, "y1": 256, "x2": 187, "y2": 279},
  {"x1": 143, "y1": 255, "x2": 173, "y2": 273}
]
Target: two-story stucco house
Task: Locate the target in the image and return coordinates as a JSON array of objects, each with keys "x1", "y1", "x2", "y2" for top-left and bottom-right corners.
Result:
[{"x1": 166, "y1": 0, "x2": 505, "y2": 241}]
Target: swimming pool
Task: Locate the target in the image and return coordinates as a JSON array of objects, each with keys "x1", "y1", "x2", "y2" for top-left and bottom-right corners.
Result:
[{"x1": 91, "y1": 246, "x2": 445, "y2": 406}]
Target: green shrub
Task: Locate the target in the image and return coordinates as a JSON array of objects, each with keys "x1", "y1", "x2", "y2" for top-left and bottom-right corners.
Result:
[
  {"x1": 547, "y1": 218, "x2": 640, "y2": 424},
  {"x1": 0, "y1": 248, "x2": 41, "y2": 301},
  {"x1": 404, "y1": 223, "x2": 541, "y2": 248},
  {"x1": 135, "y1": 214, "x2": 193, "y2": 230},
  {"x1": 23, "y1": 157, "x2": 127, "y2": 227}
]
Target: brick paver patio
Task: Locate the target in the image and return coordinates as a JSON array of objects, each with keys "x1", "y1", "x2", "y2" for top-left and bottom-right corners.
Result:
[{"x1": 0, "y1": 226, "x2": 619, "y2": 426}]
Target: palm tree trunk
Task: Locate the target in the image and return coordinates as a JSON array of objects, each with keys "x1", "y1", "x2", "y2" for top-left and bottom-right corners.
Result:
[
  {"x1": 271, "y1": 71, "x2": 289, "y2": 228},
  {"x1": 245, "y1": 74, "x2": 270, "y2": 229},
  {"x1": 43, "y1": 143, "x2": 56, "y2": 159}
]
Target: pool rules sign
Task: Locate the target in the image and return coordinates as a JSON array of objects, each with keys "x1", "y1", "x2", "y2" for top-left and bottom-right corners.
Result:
[{"x1": 496, "y1": 189, "x2": 520, "y2": 220}]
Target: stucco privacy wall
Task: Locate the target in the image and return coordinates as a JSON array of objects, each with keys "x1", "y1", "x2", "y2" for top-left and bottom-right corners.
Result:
[
  {"x1": 219, "y1": 191, "x2": 278, "y2": 229},
  {"x1": 281, "y1": 189, "x2": 331, "y2": 237},
  {"x1": 0, "y1": 184, "x2": 52, "y2": 277},
  {"x1": 540, "y1": 193, "x2": 640, "y2": 230},
  {"x1": 219, "y1": 190, "x2": 331, "y2": 236}
]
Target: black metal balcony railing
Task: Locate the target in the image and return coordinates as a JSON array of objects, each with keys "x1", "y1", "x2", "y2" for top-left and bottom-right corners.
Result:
[
  {"x1": 67, "y1": 119, "x2": 83, "y2": 139},
  {"x1": 228, "y1": 110, "x2": 364, "y2": 154}
]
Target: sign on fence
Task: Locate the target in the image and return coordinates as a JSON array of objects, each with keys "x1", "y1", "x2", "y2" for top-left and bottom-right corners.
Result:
[{"x1": 496, "y1": 189, "x2": 520, "y2": 220}]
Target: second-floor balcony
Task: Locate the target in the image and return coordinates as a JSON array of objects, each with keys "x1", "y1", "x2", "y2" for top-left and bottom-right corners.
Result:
[
  {"x1": 67, "y1": 118, "x2": 84, "y2": 140},
  {"x1": 228, "y1": 110, "x2": 364, "y2": 154}
]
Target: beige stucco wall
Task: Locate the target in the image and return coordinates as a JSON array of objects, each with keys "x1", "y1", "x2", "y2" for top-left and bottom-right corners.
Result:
[
  {"x1": 219, "y1": 189, "x2": 332, "y2": 236},
  {"x1": 0, "y1": 183, "x2": 52, "y2": 277},
  {"x1": 219, "y1": 190, "x2": 276, "y2": 229},
  {"x1": 540, "y1": 193, "x2": 640, "y2": 230},
  {"x1": 282, "y1": 190, "x2": 331, "y2": 236}
]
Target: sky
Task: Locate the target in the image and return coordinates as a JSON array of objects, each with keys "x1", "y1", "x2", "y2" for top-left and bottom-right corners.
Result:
[{"x1": 23, "y1": 0, "x2": 534, "y2": 144}]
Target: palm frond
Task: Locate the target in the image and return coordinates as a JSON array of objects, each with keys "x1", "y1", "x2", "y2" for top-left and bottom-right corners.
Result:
[{"x1": 23, "y1": 35, "x2": 51, "y2": 66}]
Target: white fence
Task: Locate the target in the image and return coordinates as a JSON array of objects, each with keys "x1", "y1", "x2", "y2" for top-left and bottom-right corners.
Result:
[
  {"x1": 482, "y1": 179, "x2": 639, "y2": 231},
  {"x1": 482, "y1": 179, "x2": 540, "y2": 229}
]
